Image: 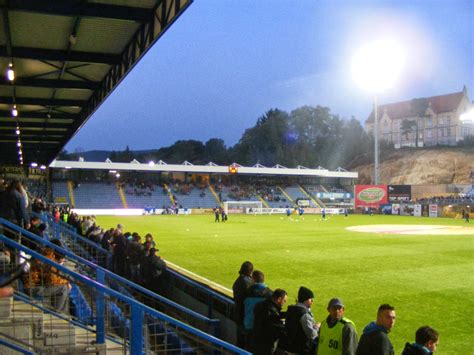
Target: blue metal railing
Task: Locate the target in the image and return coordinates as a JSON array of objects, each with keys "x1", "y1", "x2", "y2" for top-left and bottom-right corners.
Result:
[
  {"x1": 0, "y1": 338, "x2": 35, "y2": 355},
  {"x1": 0, "y1": 233, "x2": 249, "y2": 354},
  {"x1": 34, "y1": 213, "x2": 237, "y2": 320},
  {"x1": 0, "y1": 218, "x2": 220, "y2": 336}
]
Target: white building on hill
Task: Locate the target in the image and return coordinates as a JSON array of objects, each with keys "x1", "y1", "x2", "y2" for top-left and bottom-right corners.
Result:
[{"x1": 365, "y1": 86, "x2": 473, "y2": 148}]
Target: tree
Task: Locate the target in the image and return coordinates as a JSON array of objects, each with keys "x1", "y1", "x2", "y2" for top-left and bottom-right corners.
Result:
[
  {"x1": 234, "y1": 109, "x2": 290, "y2": 166},
  {"x1": 401, "y1": 119, "x2": 416, "y2": 144},
  {"x1": 204, "y1": 138, "x2": 228, "y2": 164},
  {"x1": 409, "y1": 98, "x2": 429, "y2": 147}
]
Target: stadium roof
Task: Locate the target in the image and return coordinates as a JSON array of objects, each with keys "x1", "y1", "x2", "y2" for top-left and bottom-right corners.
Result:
[
  {"x1": 0, "y1": 0, "x2": 192, "y2": 166},
  {"x1": 49, "y1": 159, "x2": 359, "y2": 179}
]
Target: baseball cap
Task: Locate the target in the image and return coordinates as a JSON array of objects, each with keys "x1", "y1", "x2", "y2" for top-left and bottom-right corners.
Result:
[{"x1": 328, "y1": 298, "x2": 344, "y2": 308}]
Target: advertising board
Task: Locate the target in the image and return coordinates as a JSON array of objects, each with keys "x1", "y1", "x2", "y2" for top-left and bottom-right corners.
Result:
[
  {"x1": 429, "y1": 204, "x2": 438, "y2": 218},
  {"x1": 388, "y1": 185, "x2": 412, "y2": 202},
  {"x1": 413, "y1": 204, "x2": 422, "y2": 217},
  {"x1": 355, "y1": 185, "x2": 388, "y2": 208}
]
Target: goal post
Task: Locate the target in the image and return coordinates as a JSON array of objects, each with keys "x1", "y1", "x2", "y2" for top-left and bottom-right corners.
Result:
[{"x1": 223, "y1": 201, "x2": 263, "y2": 214}]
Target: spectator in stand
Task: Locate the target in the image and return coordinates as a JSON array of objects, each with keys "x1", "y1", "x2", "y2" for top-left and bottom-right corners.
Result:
[
  {"x1": 284, "y1": 286, "x2": 320, "y2": 355},
  {"x1": 252, "y1": 288, "x2": 288, "y2": 355},
  {"x1": 243, "y1": 270, "x2": 272, "y2": 351},
  {"x1": 111, "y1": 231, "x2": 128, "y2": 277},
  {"x1": 232, "y1": 261, "x2": 254, "y2": 348},
  {"x1": 53, "y1": 208, "x2": 60, "y2": 223},
  {"x1": 143, "y1": 248, "x2": 167, "y2": 292},
  {"x1": 25, "y1": 217, "x2": 47, "y2": 251},
  {"x1": 143, "y1": 233, "x2": 156, "y2": 248},
  {"x1": 127, "y1": 233, "x2": 144, "y2": 283},
  {"x1": 0, "y1": 180, "x2": 30, "y2": 230},
  {"x1": 402, "y1": 326, "x2": 439, "y2": 355},
  {"x1": 356, "y1": 304, "x2": 396, "y2": 355},
  {"x1": 23, "y1": 239, "x2": 71, "y2": 313},
  {"x1": 32, "y1": 198, "x2": 46, "y2": 213},
  {"x1": 317, "y1": 298, "x2": 358, "y2": 355}
]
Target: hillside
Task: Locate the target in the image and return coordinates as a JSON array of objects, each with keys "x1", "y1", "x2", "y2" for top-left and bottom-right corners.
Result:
[{"x1": 353, "y1": 148, "x2": 474, "y2": 185}]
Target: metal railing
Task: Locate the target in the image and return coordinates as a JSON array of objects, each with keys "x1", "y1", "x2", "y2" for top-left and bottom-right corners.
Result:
[
  {"x1": 0, "y1": 232, "x2": 250, "y2": 354},
  {"x1": 0, "y1": 218, "x2": 221, "y2": 337},
  {"x1": 33, "y1": 213, "x2": 237, "y2": 323}
]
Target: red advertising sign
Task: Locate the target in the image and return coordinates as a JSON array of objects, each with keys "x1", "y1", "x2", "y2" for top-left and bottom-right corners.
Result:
[{"x1": 355, "y1": 185, "x2": 388, "y2": 208}]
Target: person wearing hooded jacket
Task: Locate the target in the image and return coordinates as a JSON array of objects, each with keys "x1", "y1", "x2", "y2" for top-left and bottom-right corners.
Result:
[
  {"x1": 401, "y1": 326, "x2": 439, "y2": 355},
  {"x1": 283, "y1": 286, "x2": 320, "y2": 354},
  {"x1": 242, "y1": 270, "x2": 272, "y2": 350},
  {"x1": 356, "y1": 304, "x2": 396, "y2": 355}
]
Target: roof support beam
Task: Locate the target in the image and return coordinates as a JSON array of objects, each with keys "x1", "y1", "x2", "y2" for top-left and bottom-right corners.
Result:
[
  {"x1": 56, "y1": 0, "x2": 194, "y2": 160},
  {"x1": 0, "y1": 77, "x2": 98, "y2": 90},
  {"x1": 0, "y1": 96, "x2": 86, "y2": 107},
  {"x1": 0, "y1": 110, "x2": 78, "y2": 119},
  {"x1": 0, "y1": 46, "x2": 121, "y2": 64},
  {"x1": 6, "y1": 0, "x2": 153, "y2": 22},
  {"x1": 0, "y1": 121, "x2": 70, "y2": 129}
]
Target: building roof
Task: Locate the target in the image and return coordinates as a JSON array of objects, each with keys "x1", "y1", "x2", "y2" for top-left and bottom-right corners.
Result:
[
  {"x1": 0, "y1": 0, "x2": 193, "y2": 166},
  {"x1": 366, "y1": 90, "x2": 465, "y2": 123}
]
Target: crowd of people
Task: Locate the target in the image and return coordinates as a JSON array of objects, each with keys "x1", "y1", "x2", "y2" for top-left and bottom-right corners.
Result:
[
  {"x1": 232, "y1": 261, "x2": 439, "y2": 355},
  {"x1": 0, "y1": 178, "x2": 167, "y2": 315}
]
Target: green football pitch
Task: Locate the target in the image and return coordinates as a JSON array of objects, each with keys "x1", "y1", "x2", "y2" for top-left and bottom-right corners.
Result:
[{"x1": 95, "y1": 213, "x2": 474, "y2": 354}]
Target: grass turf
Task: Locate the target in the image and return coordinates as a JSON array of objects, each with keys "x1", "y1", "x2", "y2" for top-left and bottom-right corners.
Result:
[{"x1": 95, "y1": 214, "x2": 474, "y2": 354}]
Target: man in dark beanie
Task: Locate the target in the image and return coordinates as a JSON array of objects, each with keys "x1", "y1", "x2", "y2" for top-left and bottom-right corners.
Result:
[{"x1": 283, "y1": 286, "x2": 320, "y2": 354}]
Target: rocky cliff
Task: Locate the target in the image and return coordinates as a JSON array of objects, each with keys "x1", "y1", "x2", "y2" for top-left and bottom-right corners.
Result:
[{"x1": 353, "y1": 148, "x2": 474, "y2": 185}]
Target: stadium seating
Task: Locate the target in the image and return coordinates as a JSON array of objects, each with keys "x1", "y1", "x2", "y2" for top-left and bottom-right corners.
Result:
[
  {"x1": 52, "y1": 181, "x2": 71, "y2": 205},
  {"x1": 73, "y1": 182, "x2": 122, "y2": 208},
  {"x1": 284, "y1": 186, "x2": 318, "y2": 207},
  {"x1": 124, "y1": 187, "x2": 171, "y2": 209},
  {"x1": 173, "y1": 187, "x2": 217, "y2": 209}
]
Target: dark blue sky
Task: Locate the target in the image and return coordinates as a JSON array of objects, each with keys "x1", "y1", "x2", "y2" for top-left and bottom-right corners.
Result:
[{"x1": 66, "y1": 0, "x2": 473, "y2": 152}]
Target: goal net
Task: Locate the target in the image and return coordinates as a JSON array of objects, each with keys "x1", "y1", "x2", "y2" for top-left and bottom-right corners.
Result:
[{"x1": 223, "y1": 201, "x2": 263, "y2": 214}]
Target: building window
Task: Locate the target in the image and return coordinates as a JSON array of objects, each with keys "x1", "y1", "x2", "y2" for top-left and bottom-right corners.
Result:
[{"x1": 447, "y1": 127, "x2": 451, "y2": 137}]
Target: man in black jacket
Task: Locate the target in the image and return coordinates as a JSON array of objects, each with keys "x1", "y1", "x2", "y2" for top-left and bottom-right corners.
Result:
[
  {"x1": 356, "y1": 304, "x2": 396, "y2": 355},
  {"x1": 402, "y1": 326, "x2": 439, "y2": 355},
  {"x1": 232, "y1": 261, "x2": 254, "y2": 348},
  {"x1": 253, "y1": 288, "x2": 288, "y2": 355},
  {"x1": 284, "y1": 286, "x2": 320, "y2": 354}
]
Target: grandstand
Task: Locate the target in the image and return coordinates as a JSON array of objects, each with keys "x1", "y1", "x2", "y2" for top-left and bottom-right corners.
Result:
[{"x1": 48, "y1": 159, "x2": 358, "y2": 213}]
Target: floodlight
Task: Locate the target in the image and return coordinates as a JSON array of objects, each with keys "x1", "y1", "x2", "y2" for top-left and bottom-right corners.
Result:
[
  {"x1": 352, "y1": 39, "x2": 405, "y2": 93},
  {"x1": 11, "y1": 105, "x2": 18, "y2": 117},
  {"x1": 40, "y1": 165, "x2": 46, "y2": 170},
  {"x1": 15, "y1": 129, "x2": 20, "y2": 135},
  {"x1": 7, "y1": 63, "x2": 14, "y2": 81},
  {"x1": 460, "y1": 109, "x2": 474, "y2": 123},
  {"x1": 115, "y1": 173, "x2": 121, "y2": 178},
  {"x1": 148, "y1": 161, "x2": 155, "y2": 167},
  {"x1": 30, "y1": 162, "x2": 38, "y2": 168}
]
